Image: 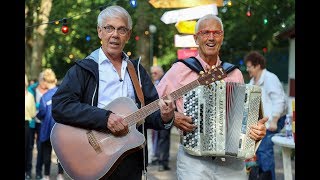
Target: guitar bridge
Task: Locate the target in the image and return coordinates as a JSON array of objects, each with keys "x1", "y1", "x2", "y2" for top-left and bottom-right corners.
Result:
[{"x1": 86, "y1": 130, "x2": 102, "y2": 154}]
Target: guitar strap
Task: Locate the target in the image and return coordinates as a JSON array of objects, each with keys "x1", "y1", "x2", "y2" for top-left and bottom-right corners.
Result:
[
  {"x1": 127, "y1": 60, "x2": 145, "y2": 107},
  {"x1": 127, "y1": 60, "x2": 148, "y2": 179}
]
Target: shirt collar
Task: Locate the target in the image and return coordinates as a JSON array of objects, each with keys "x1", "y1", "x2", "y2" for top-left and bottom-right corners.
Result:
[
  {"x1": 98, "y1": 47, "x2": 129, "y2": 64},
  {"x1": 195, "y1": 54, "x2": 222, "y2": 71}
]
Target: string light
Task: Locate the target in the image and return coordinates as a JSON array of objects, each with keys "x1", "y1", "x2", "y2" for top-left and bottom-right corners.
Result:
[
  {"x1": 26, "y1": 0, "x2": 291, "y2": 35},
  {"x1": 228, "y1": 0, "x2": 290, "y2": 29},
  {"x1": 129, "y1": 0, "x2": 137, "y2": 8},
  {"x1": 246, "y1": 5, "x2": 251, "y2": 17},
  {"x1": 85, "y1": 35, "x2": 91, "y2": 42},
  {"x1": 25, "y1": 0, "x2": 131, "y2": 30},
  {"x1": 61, "y1": 18, "x2": 69, "y2": 34},
  {"x1": 262, "y1": 47, "x2": 268, "y2": 53},
  {"x1": 61, "y1": 25, "x2": 69, "y2": 34},
  {"x1": 263, "y1": 17, "x2": 268, "y2": 25}
]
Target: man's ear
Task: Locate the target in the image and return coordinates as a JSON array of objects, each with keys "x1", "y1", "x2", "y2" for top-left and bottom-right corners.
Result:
[
  {"x1": 193, "y1": 34, "x2": 199, "y2": 45},
  {"x1": 97, "y1": 26, "x2": 102, "y2": 39}
]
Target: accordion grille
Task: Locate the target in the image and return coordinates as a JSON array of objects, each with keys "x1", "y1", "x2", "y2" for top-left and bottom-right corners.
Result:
[{"x1": 182, "y1": 81, "x2": 262, "y2": 159}]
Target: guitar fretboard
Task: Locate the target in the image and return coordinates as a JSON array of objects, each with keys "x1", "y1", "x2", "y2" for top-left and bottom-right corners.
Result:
[{"x1": 124, "y1": 80, "x2": 200, "y2": 126}]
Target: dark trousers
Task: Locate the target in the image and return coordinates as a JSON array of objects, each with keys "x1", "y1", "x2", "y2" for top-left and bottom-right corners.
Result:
[
  {"x1": 41, "y1": 140, "x2": 64, "y2": 176},
  {"x1": 26, "y1": 122, "x2": 43, "y2": 175},
  {"x1": 100, "y1": 151, "x2": 143, "y2": 180},
  {"x1": 102, "y1": 165, "x2": 142, "y2": 180},
  {"x1": 155, "y1": 128, "x2": 171, "y2": 166},
  {"x1": 256, "y1": 115, "x2": 286, "y2": 180},
  {"x1": 25, "y1": 121, "x2": 31, "y2": 173}
]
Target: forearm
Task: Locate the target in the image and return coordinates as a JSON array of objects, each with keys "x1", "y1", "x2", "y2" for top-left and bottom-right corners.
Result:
[
  {"x1": 144, "y1": 110, "x2": 170, "y2": 130},
  {"x1": 271, "y1": 115, "x2": 280, "y2": 124},
  {"x1": 52, "y1": 98, "x2": 112, "y2": 131}
]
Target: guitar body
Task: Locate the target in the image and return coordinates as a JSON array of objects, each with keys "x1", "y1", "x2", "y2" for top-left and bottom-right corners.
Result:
[
  {"x1": 51, "y1": 97, "x2": 145, "y2": 180},
  {"x1": 50, "y1": 67, "x2": 227, "y2": 180}
]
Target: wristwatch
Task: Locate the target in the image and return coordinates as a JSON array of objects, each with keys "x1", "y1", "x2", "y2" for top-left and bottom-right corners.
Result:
[{"x1": 163, "y1": 115, "x2": 174, "y2": 129}]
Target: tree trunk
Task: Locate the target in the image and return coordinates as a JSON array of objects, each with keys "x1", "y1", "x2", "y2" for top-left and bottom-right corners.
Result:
[
  {"x1": 25, "y1": 0, "x2": 53, "y2": 80},
  {"x1": 135, "y1": 1, "x2": 151, "y2": 74}
]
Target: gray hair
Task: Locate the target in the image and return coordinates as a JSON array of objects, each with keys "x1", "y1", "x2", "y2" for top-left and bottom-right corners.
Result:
[
  {"x1": 151, "y1": 65, "x2": 164, "y2": 74},
  {"x1": 97, "y1": 5, "x2": 132, "y2": 30},
  {"x1": 195, "y1": 14, "x2": 224, "y2": 33},
  {"x1": 38, "y1": 71, "x2": 44, "y2": 82}
]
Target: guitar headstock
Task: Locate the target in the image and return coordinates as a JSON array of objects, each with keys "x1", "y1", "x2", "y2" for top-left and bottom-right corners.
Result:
[{"x1": 197, "y1": 65, "x2": 227, "y2": 85}]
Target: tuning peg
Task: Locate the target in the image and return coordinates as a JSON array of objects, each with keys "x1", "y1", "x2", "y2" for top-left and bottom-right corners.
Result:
[
  {"x1": 212, "y1": 78, "x2": 215, "y2": 81},
  {"x1": 199, "y1": 71, "x2": 204, "y2": 75},
  {"x1": 211, "y1": 65, "x2": 216, "y2": 69}
]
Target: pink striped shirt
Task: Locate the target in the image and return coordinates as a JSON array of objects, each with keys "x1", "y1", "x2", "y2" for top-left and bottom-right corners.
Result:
[{"x1": 156, "y1": 55, "x2": 244, "y2": 113}]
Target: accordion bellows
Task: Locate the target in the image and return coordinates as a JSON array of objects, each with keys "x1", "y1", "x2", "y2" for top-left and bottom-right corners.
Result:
[{"x1": 182, "y1": 80, "x2": 262, "y2": 159}]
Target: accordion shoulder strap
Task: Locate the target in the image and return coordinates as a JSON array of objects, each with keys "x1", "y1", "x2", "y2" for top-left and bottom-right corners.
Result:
[
  {"x1": 174, "y1": 57, "x2": 204, "y2": 73},
  {"x1": 175, "y1": 56, "x2": 238, "y2": 74},
  {"x1": 221, "y1": 61, "x2": 239, "y2": 74}
]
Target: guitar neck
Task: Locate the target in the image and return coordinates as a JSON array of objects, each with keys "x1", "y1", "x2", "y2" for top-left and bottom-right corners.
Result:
[
  {"x1": 125, "y1": 80, "x2": 200, "y2": 126},
  {"x1": 124, "y1": 65, "x2": 227, "y2": 126}
]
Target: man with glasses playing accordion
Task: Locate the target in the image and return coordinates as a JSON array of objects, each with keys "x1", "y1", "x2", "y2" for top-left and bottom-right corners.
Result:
[{"x1": 156, "y1": 14, "x2": 268, "y2": 180}]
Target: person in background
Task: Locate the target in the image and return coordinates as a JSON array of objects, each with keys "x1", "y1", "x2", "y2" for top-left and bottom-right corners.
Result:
[
  {"x1": 29, "y1": 78, "x2": 36, "y2": 86},
  {"x1": 147, "y1": 65, "x2": 163, "y2": 165},
  {"x1": 151, "y1": 65, "x2": 172, "y2": 171},
  {"x1": 156, "y1": 14, "x2": 268, "y2": 180},
  {"x1": 25, "y1": 74, "x2": 36, "y2": 179},
  {"x1": 27, "y1": 71, "x2": 48, "y2": 179},
  {"x1": 36, "y1": 68, "x2": 65, "y2": 180},
  {"x1": 244, "y1": 51, "x2": 288, "y2": 180},
  {"x1": 151, "y1": 65, "x2": 164, "y2": 86},
  {"x1": 51, "y1": 5, "x2": 175, "y2": 180}
]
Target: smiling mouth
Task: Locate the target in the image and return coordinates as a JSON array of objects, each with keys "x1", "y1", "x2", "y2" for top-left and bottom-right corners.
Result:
[{"x1": 206, "y1": 43, "x2": 216, "y2": 48}]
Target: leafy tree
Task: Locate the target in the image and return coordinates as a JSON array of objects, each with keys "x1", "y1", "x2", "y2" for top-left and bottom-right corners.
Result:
[
  {"x1": 218, "y1": 0, "x2": 295, "y2": 82},
  {"x1": 25, "y1": 0, "x2": 294, "y2": 81}
]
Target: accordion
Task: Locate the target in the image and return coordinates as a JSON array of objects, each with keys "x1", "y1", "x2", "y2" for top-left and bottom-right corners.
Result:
[{"x1": 181, "y1": 80, "x2": 263, "y2": 159}]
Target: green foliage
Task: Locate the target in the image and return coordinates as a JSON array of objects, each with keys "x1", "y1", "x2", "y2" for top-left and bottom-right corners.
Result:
[
  {"x1": 217, "y1": 0, "x2": 294, "y2": 83},
  {"x1": 26, "y1": 0, "x2": 294, "y2": 79},
  {"x1": 157, "y1": 51, "x2": 178, "y2": 72},
  {"x1": 219, "y1": 0, "x2": 295, "y2": 53}
]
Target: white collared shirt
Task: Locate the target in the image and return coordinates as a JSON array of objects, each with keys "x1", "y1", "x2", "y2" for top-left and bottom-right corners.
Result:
[
  {"x1": 97, "y1": 48, "x2": 135, "y2": 109},
  {"x1": 249, "y1": 69, "x2": 287, "y2": 128}
]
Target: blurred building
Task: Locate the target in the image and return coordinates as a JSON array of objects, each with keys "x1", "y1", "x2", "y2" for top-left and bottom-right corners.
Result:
[{"x1": 275, "y1": 25, "x2": 295, "y2": 114}]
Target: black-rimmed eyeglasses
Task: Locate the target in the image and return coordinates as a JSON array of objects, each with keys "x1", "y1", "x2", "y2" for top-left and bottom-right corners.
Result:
[{"x1": 102, "y1": 25, "x2": 129, "y2": 36}]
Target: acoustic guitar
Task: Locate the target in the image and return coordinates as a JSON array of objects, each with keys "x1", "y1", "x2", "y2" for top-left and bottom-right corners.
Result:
[{"x1": 50, "y1": 66, "x2": 226, "y2": 179}]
